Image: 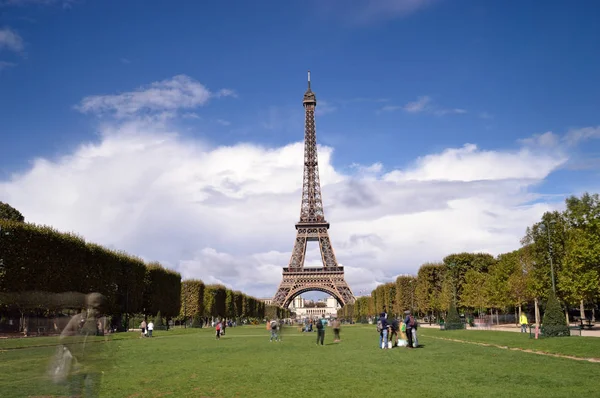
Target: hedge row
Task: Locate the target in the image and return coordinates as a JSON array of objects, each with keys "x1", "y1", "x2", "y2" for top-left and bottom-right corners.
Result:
[
  {"x1": 0, "y1": 220, "x2": 151, "y2": 315},
  {"x1": 179, "y1": 280, "x2": 270, "y2": 319}
]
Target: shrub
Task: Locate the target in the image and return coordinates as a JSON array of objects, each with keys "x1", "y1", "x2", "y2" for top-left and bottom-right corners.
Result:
[
  {"x1": 541, "y1": 290, "x2": 570, "y2": 337},
  {"x1": 191, "y1": 313, "x2": 203, "y2": 328},
  {"x1": 443, "y1": 302, "x2": 464, "y2": 330}
]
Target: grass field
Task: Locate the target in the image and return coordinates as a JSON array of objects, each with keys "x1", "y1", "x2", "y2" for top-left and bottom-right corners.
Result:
[{"x1": 1, "y1": 324, "x2": 599, "y2": 397}]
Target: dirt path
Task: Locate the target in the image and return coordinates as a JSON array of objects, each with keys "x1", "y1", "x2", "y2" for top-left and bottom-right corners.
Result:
[{"x1": 422, "y1": 334, "x2": 600, "y2": 364}]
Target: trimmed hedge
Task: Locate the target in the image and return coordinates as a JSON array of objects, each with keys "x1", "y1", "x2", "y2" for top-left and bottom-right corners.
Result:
[
  {"x1": 0, "y1": 219, "x2": 273, "y2": 323},
  {"x1": 180, "y1": 279, "x2": 205, "y2": 318},
  {"x1": 541, "y1": 290, "x2": 570, "y2": 337},
  {"x1": 0, "y1": 220, "x2": 177, "y2": 317}
]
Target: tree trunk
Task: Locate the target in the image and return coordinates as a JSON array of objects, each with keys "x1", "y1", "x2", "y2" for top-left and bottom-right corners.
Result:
[
  {"x1": 534, "y1": 297, "x2": 540, "y2": 327},
  {"x1": 580, "y1": 299, "x2": 586, "y2": 320},
  {"x1": 593, "y1": 308, "x2": 596, "y2": 322},
  {"x1": 517, "y1": 305, "x2": 521, "y2": 326},
  {"x1": 565, "y1": 309, "x2": 570, "y2": 325}
]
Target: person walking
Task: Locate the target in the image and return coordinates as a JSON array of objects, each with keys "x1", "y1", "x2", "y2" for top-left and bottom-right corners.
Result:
[
  {"x1": 520, "y1": 312, "x2": 529, "y2": 333},
  {"x1": 389, "y1": 317, "x2": 399, "y2": 347},
  {"x1": 378, "y1": 312, "x2": 389, "y2": 349},
  {"x1": 147, "y1": 321, "x2": 154, "y2": 337},
  {"x1": 331, "y1": 318, "x2": 341, "y2": 342},
  {"x1": 56, "y1": 293, "x2": 108, "y2": 397},
  {"x1": 404, "y1": 310, "x2": 414, "y2": 348},
  {"x1": 215, "y1": 320, "x2": 222, "y2": 340},
  {"x1": 269, "y1": 319, "x2": 279, "y2": 342},
  {"x1": 316, "y1": 315, "x2": 327, "y2": 345},
  {"x1": 140, "y1": 320, "x2": 146, "y2": 338}
]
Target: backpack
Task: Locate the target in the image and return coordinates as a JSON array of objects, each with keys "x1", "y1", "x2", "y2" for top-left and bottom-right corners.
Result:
[
  {"x1": 270, "y1": 321, "x2": 277, "y2": 330},
  {"x1": 376, "y1": 319, "x2": 383, "y2": 333},
  {"x1": 316, "y1": 319, "x2": 324, "y2": 330},
  {"x1": 408, "y1": 315, "x2": 416, "y2": 328}
]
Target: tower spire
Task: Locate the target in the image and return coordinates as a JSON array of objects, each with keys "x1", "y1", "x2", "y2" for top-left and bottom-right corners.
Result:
[{"x1": 271, "y1": 73, "x2": 355, "y2": 309}]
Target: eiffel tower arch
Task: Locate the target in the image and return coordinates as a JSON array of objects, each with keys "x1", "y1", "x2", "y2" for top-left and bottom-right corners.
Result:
[{"x1": 272, "y1": 71, "x2": 355, "y2": 309}]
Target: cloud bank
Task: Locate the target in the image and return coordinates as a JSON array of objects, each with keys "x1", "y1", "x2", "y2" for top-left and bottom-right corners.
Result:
[{"x1": 0, "y1": 118, "x2": 569, "y2": 298}]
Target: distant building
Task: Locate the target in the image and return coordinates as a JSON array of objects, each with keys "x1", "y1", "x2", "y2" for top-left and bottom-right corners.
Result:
[
  {"x1": 260, "y1": 298, "x2": 273, "y2": 306},
  {"x1": 290, "y1": 295, "x2": 341, "y2": 319}
]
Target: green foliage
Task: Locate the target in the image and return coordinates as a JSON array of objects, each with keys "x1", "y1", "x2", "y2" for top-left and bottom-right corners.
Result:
[
  {"x1": 143, "y1": 262, "x2": 182, "y2": 318},
  {"x1": 225, "y1": 289, "x2": 235, "y2": 319},
  {"x1": 0, "y1": 220, "x2": 145, "y2": 314},
  {"x1": 395, "y1": 275, "x2": 416, "y2": 314},
  {"x1": 443, "y1": 252, "x2": 496, "y2": 305},
  {"x1": 541, "y1": 290, "x2": 570, "y2": 337},
  {"x1": 191, "y1": 313, "x2": 203, "y2": 327},
  {"x1": 204, "y1": 284, "x2": 227, "y2": 318},
  {"x1": 444, "y1": 302, "x2": 464, "y2": 330},
  {"x1": 180, "y1": 279, "x2": 205, "y2": 318},
  {"x1": 0, "y1": 202, "x2": 24, "y2": 222},
  {"x1": 415, "y1": 263, "x2": 446, "y2": 315},
  {"x1": 265, "y1": 305, "x2": 278, "y2": 319},
  {"x1": 460, "y1": 269, "x2": 489, "y2": 312},
  {"x1": 558, "y1": 194, "x2": 600, "y2": 307}
]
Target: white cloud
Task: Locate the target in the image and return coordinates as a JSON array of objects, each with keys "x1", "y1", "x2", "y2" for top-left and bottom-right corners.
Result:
[
  {"x1": 0, "y1": 116, "x2": 569, "y2": 298},
  {"x1": 379, "y1": 95, "x2": 466, "y2": 116},
  {"x1": 564, "y1": 126, "x2": 600, "y2": 146},
  {"x1": 434, "y1": 108, "x2": 467, "y2": 116},
  {"x1": 0, "y1": 60, "x2": 16, "y2": 70},
  {"x1": 323, "y1": 0, "x2": 438, "y2": 25},
  {"x1": 75, "y1": 75, "x2": 236, "y2": 118},
  {"x1": 384, "y1": 143, "x2": 567, "y2": 182},
  {"x1": 518, "y1": 131, "x2": 560, "y2": 148},
  {"x1": 403, "y1": 95, "x2": 431, "y2": 113},
  {"x1": 215, "y1": 119, "x2": 231, "y2": 126},
  {"x1": 0, "y1": 27, "x2": 24, "y2": 53},
  {"x1": 315, "y1": 100, "x2": 337, "y2": 116}
]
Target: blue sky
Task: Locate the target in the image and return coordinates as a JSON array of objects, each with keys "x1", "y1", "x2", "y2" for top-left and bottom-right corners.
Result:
[{"x1": 1, "y1": 0, "x2": 599, "y2": 296}]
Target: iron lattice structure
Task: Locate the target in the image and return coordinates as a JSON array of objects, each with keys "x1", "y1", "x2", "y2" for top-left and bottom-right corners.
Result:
[{"x1": 272, "y1": 72, "x2": 355, "y2": 308}]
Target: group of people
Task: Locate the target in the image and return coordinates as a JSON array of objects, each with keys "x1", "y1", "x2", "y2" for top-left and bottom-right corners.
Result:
[
  {"x1": 377, "y1": 307, "x2": 419, "y2": 349},
  {"x1": 139, "y1": 320, "x2": 154, "y2": 337}
]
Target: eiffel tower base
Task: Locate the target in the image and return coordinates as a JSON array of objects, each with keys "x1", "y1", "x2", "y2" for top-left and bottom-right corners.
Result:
[{"x1": 272, "y1": 267, "x2": 355, "y2": 308}]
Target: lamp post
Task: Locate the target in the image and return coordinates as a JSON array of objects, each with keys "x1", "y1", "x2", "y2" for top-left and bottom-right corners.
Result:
[{"x1": 545, "y1": 220, "x2": 556, "y2": 294}]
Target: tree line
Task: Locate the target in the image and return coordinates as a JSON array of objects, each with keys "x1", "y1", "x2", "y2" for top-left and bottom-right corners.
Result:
[
  {"x1": 339, "y1": 193, "x2": 600, "y2": 326},
  {"x1": 0, "y1": 204, "x2": 276, "y2": 330}
]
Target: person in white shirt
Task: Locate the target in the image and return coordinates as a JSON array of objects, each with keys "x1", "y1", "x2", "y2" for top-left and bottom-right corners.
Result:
[{"x1": 147, "y1": 321, "x2": 154, "y2": 337}]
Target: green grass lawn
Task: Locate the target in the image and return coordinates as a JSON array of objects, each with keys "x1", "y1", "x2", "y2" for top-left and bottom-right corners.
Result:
[{"x1": 1, "y1": 325, "x2": 599, "y2": 397}]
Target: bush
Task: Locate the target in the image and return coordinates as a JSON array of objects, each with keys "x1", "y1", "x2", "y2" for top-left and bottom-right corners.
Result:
[
  {"x1": 191, "y1": 313, "x2": 203, "y2": 328},
  {"x1": 443, "y1": 302, "x2": 464, "y2": 330},
  {"x1": 542, "y1": 290, "x2": 570, "y2": 337}
]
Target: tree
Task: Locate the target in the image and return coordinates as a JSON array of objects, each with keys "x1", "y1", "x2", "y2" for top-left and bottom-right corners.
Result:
[
  {"x1": 560, "y1": 193, "x2": 600, "y2": 319},
  {"x1": 460, "y1": 269, "x2": 490, "y2": 315},
  {"x1": 0, "y1": 202, "x2": 24, "y2": 222},
  {"x1": 443, "y1": 252, "x2": 495, "y2": 305},
  {"x1": 559, "y1": 228, "x2": 600, "y2": 318},
  {"x1": 541, "y1": 290, "x2": 570, "y2": 337},
  {"x1": 444, "y1": 301, "x2": 463, "y2": 330},
  {"x1": 395, "y1": 275, "x2": 416, "y2": 313},
  {"x1": 180, "y1": 279, "x2": 205, "y2": 320},
  {"x1": 415, "y1": 263, "x2": 446, "y2": 319},
  {"x1": 225, "y1": 289, "x2": 235, "y2": 320}
]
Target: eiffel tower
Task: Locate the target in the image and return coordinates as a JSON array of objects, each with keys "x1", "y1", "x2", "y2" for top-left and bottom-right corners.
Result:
[{"x1": 272, "y1": 71, "x2": 355, "y2": 308}]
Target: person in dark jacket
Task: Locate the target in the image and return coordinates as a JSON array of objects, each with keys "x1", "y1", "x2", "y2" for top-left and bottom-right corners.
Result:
[{"x1": 378, "y1": 313, "x2": 389, "y2": 349}]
